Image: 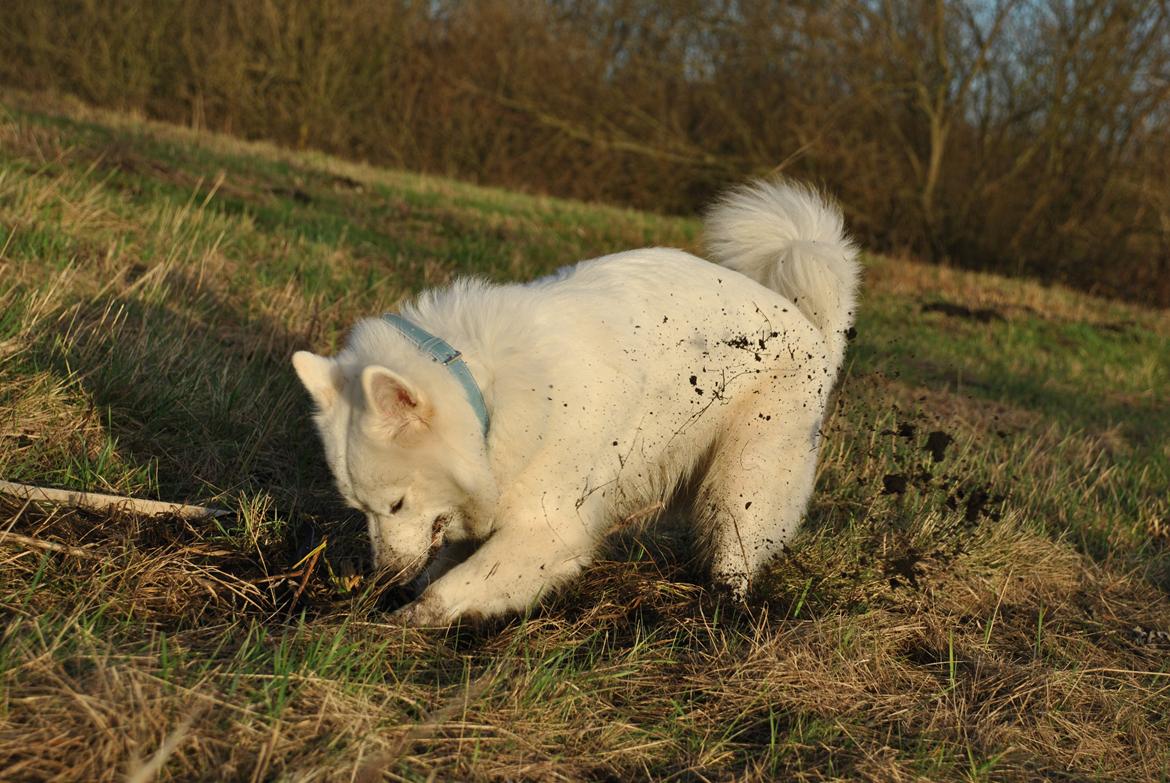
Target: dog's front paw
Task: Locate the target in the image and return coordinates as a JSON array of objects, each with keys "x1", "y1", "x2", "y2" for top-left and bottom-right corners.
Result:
[
  {"x1": 391, "y1": 590, "x2": 497, "y2": 628},
  {"x1": 391, "y1": 592, "x2": 453, "y2": 627}
]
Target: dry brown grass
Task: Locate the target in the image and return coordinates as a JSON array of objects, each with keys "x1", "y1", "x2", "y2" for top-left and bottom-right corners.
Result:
[
  {"x1": 866, "y1": 254, "x2": 1170, "y2": 334},
  {"x1": 2, "y1": 492, "x2": 1169, "y2": 781}
]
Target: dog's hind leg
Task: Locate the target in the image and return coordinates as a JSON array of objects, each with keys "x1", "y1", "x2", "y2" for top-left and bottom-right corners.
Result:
[{"x1": 700, "y1": 384, "x2": 824, "y2": 599}]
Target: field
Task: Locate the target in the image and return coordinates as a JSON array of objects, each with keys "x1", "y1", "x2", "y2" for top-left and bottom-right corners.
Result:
[{"x1": 1, "y1": 90, "x2": 1169, "y2": 781}]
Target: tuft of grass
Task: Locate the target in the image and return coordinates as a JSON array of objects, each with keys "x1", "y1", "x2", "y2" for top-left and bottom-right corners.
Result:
[{"x1": 1, "y1": 88, "x2": 1168, "y2": 781}]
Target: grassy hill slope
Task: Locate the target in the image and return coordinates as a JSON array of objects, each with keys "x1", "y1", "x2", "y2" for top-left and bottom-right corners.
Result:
[{"x1": 1, "y1": 90, "x2": 1169, "y2": 781}]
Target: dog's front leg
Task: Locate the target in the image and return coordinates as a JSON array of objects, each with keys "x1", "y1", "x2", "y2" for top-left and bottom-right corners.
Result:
[
  {"x1": 394, "y1": 516, "x2": 595, "y2": 626},
  {"x1": 405, "y1": 539, "x2": 478, "y2": 596}
]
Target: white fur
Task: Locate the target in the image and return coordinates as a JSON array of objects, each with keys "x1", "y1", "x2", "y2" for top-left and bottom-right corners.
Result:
[
  {"x1": 705, "y1": 180, "x2": 860, "y2": 376},
  {"x1": 293, "y1": 179, "x2": 861, "y2": 625}
]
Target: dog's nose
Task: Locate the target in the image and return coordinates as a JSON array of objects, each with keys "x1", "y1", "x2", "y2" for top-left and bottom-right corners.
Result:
[{"x1": 373, "y1": 547, "x2": 429, "y2": 584}]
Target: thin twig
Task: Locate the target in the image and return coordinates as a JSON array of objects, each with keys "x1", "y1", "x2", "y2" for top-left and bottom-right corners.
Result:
[
  {"x1": 247, "y1": 570, "x2": 304, "y2": 586},
  {"x1": 1078, "y1": 667, "x2": 1170, "y2": 679},
  {"x1": 0, "y1": 480, "x2": 229, "y2": 519},
  {"x1": 0, "y1": 530, "x2": 101, "y2": 559},
  {"x1": 290, "y1": 537, "x2": 327, "y2": 608}
]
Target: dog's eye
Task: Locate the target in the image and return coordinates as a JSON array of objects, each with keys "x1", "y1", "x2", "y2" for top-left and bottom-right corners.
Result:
[{"x1": 389, "y1": 497, "x2": 405, "y2": 514}]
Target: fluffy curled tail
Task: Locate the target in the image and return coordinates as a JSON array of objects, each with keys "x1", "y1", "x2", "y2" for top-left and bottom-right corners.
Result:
[{"x1": 705, "y1": 179, "x2": 861, "y2": 375}]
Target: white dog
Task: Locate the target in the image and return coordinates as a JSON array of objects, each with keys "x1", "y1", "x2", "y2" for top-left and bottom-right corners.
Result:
[{"x1": 293, "y1": 180, "x2": 860, "y2": 625}]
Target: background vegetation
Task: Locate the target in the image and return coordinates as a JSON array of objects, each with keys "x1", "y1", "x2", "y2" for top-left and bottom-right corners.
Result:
[
  {"x1": 1, "y1": 90, "x2": 1168, "y2": 781},
  {"x1": 3, "y1": 0, "x2": 1168, "y2": 304}
]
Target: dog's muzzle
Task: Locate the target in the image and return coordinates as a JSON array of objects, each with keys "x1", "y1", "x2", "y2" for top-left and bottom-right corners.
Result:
[{"x1": 377, "y1": 515, "x2": 451, "y2": 584}]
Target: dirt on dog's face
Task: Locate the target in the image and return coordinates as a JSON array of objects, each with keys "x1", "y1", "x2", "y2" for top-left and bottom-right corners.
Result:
[{"x1": 292, "y1": 350, "x2": 494, "y2": 582}]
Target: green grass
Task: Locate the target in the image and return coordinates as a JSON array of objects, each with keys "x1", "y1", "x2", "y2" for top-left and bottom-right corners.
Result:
[{"x1": 1, "y1": 88, "x2": 1169, "y2": 781}]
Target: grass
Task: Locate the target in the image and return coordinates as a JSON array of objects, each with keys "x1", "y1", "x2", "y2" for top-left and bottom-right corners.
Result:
[{"x1": 1, "y1": 88, "x2": 1168, "y2": 781}]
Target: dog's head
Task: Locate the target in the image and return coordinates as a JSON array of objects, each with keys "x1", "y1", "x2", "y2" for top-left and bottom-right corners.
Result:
[{"x1": 292, "y1": 322, "x2": 495, "y2": 582}]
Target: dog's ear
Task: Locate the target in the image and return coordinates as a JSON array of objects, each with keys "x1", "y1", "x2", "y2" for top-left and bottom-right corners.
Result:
[
  {"x1": 361, "y1": 365, "x2": 430, "y2": 432},
  {"x1": 292, "y1": 351, "x2": 344, "y2": 410}
]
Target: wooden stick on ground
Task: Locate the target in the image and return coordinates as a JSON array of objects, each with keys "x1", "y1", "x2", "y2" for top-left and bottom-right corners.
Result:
[{"x1": 0, "y1": 480, "x2": 230, "y2": 519}]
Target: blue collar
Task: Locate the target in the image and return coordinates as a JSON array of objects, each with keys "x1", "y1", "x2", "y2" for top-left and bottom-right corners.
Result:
[{"x1": 382, "y1": 314, "x2": 490, "y2": 438}]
